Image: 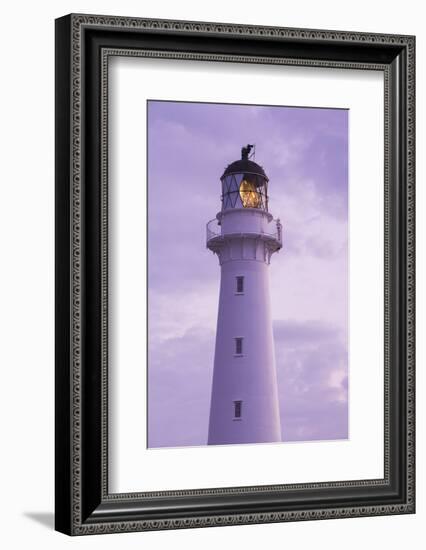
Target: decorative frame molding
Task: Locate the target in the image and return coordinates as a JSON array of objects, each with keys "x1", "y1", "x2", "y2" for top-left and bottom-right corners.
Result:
[{"x1": 55, "y1": 13, "x2": 415, "y2": 535}]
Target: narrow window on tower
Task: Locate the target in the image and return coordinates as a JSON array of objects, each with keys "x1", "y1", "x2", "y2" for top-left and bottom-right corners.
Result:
[
  {"x1": 235, "y1": 337, "x2": 243, "y2": 356},
  {"x1": 236, "y1": 276, "x2": 244, "y2": 294},
  {"x1": 234, "y1": 400, "x2": 242, "y2": 419}
]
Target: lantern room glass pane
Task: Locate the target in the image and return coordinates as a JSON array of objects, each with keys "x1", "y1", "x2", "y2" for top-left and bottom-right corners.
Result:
[
  {"x1": 239, "y1": 179, "x2": 261, "y2": 208},
  {"x1": 229, "y1": 174, "x2": 240, "y2": 192},
  {"x1": 221, "y1": 173, "x2": 268, "y2": 211}
]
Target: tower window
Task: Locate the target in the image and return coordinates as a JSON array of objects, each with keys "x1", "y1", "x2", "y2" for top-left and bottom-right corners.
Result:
[
  {"x1": 236, "y1": 276, "x2": 244, "y2": 294},
  {"x1": 235, "y1": 337, "x2": 243, "y2": 355},
  {"x1": 234, "y1": 400, "x2": 242, "y2": 419}
]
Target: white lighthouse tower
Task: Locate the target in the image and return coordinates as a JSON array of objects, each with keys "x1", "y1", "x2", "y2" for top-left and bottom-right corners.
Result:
[{"x1": 207, "y1": 145, "x2": 282, "y2": 446}]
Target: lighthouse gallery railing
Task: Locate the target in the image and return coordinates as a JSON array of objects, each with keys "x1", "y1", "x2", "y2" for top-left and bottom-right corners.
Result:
[{"x1": 206, "y1": 217, "x2": 282, "y2": 247}]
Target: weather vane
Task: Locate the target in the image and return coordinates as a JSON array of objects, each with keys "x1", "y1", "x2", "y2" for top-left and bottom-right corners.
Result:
[{"x1": 241, "y1": 143, "x2": 255, "y2": 160}]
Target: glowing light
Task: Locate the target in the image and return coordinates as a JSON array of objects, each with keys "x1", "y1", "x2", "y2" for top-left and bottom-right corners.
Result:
[{"x1": 239, "y1": 179, "x2": 260, "y2": 208}]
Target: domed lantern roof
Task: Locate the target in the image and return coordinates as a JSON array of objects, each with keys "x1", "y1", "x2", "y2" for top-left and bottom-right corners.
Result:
[
  {"x1": 222, "y1": 159, "x2": 268, "y2": 180},
  {"x1": 221, "y1": 145, "x2": 268, "y2": 181},
  {"x1": 220, "y1": 145, "x2": 269, "y2": 211}
]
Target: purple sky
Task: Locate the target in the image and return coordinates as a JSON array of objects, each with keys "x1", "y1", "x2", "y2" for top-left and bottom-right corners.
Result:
[{"x1": 147, "y1": 101, "x2": 348, "y2": 447}]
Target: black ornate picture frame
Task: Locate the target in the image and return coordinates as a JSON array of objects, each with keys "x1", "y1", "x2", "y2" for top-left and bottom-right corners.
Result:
[{"x1": 55, "y1": 13, "x2": 415, "y2": 535}]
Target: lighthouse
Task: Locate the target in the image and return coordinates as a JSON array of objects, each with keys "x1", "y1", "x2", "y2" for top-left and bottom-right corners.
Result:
[{"x1": 207, "y1": 145, "x2": 283, "y2": 446}]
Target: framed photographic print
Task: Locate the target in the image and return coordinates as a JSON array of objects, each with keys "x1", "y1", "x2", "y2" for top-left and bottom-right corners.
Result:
[{"x1": 55, "y1": 14, "x2": 415, "y2": 535}]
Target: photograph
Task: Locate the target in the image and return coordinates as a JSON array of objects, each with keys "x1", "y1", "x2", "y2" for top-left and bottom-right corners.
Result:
[{"x1": 147, "y1": 100, "x2": 349, "y2": 448}]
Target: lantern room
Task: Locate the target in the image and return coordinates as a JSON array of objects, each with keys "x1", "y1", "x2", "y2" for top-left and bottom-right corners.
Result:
[{"x1": 220, "y1": 145, "x2": 269, "y2": 212}]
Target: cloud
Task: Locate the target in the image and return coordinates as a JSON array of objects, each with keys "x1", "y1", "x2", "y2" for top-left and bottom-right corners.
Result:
[
  {"x1": 148, "y1": 326, "x2": 215, "y2": 448},
  {"x1": 274, "y1": 319, "x2": 348, "y2": 441},
  {"x1": 273, "y1": 319, "x2": 340, "y2": 343}
]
